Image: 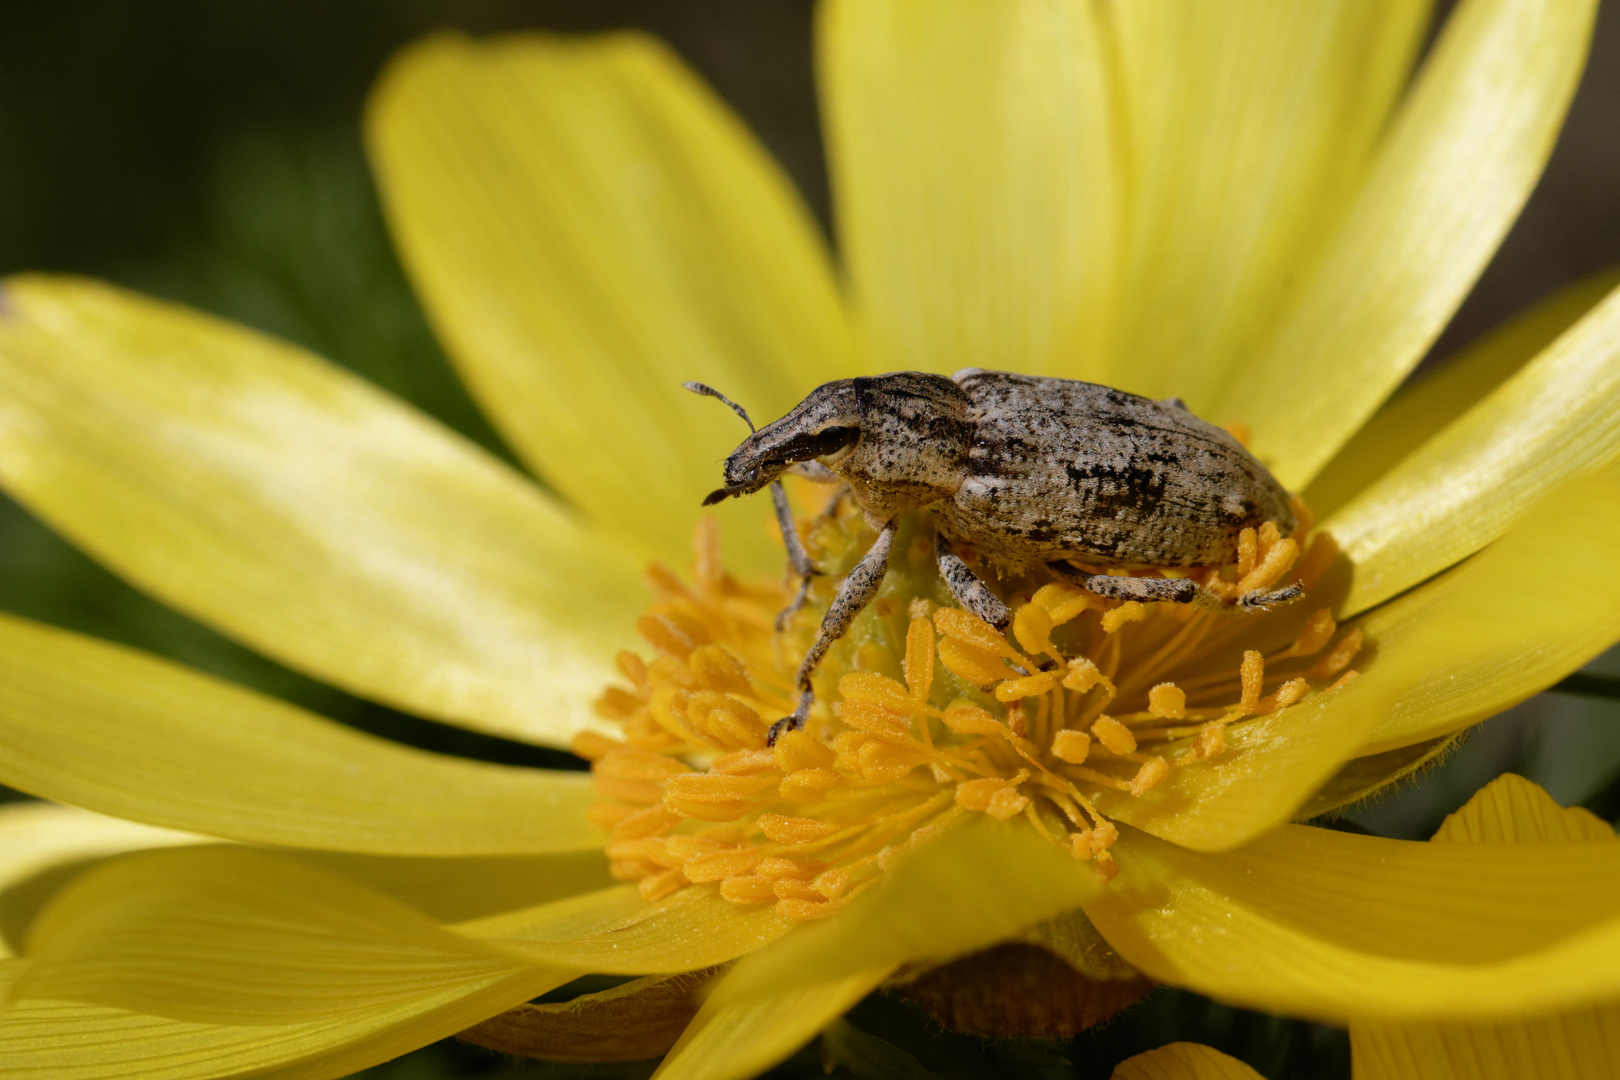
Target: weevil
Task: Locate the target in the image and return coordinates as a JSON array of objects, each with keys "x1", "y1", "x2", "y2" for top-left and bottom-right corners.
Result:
[{"x1": 686, "y1": 369, "x2": 1303, "y2": 744}]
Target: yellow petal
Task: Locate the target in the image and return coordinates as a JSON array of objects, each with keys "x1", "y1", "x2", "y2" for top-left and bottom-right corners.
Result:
[
  {"x1": 298, "y1": 850, "x2": 613, "y2": 926},
  {"x1": 469, "y1": 884, "x2": 795, "y2": 975},
  {"x1": 1112, "y1": 1042, "x2": 1266, "y2": 1080},
  {"x1": 1306, "y1": 267, "x2": 1620, "y2": 519},
  {"x1": 1086, "y1": 823, "x2": 1620, "y2": 1022},
  {"x1": 653, "y1": 967, "x2": 891, "y2": 1080},
  {"x1": 368, "y1": 32, "x2": 851, "y2": 573},
  {"x1": 1350, "y1": 1014, "x2": 1620, "y2": 1080},
  {"x1": 1432, "y1": 773, "x2": 1618, "y2": 845},
  {"x1": 1102, "y1": 468, "x2": 1620, "y2": 848},
  {"x1": 1218, "y1": 0, "x2": 1596, "y2": 487},
  {"x1": 1328, "y1": 280, "x2": 1620, "y2": 616},
  {"x1": 1351, "y1": 774, "x2": 1620, "y2": 1080},
  {"x1": 0, "y1": 613, "x2": 604, "y2": 855},
  {"x1": 0, "y1": 274, "x2": 641, "y2": 747},
  {"x1": 713, "y1": 824, "x2": 1102, "y2": 1004},
  {"x1": 0, "y1": 975, "x2": 550, "y2": 1080},
  {"x1": 819, "y1": 0, "x2": 1118, "y2": 379},
  {"x1": 1351, "y1": 468, "x2": 1620, "y2": 754},
  {"x1": 1105, "y1": 0, "x2": 1431, "y2": 405},
  {"x1": 0, "y1": 803, "x2": 202, "y2": 959},
  {"x1": 12, "y1": 846, "x2": 559, "y2": 1024}
]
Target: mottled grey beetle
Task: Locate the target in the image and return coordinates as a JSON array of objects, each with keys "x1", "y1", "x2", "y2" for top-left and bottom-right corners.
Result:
[{"x1": 687, "y1": 369, "x2": 1303, "y2": 743}]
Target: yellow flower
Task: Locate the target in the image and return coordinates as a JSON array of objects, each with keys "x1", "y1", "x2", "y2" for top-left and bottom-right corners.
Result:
[
  {"x1": 1, "y1": 1, "x2": 1620, "y2": 1078},
  {"x1": 1106, "y1": 774, "x2": 1620, "y2": 1080}
]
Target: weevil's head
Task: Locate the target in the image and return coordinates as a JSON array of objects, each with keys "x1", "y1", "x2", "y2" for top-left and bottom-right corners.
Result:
[{"x1": 701, "y1": 380, "x2": 861, "y2": 505}]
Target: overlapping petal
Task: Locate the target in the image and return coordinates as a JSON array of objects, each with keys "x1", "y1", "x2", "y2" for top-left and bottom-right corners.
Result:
[
  {"x1": 0, "y1": 613, "x2": 603, "y2": 855},
  {"x1": 653, "y1": 967, "x2": 890, "y2": 1080},
  {"x1": 713, "y1": 825, "x2": 1102, "y2": 1003},
  {"x1": 1219, "y1": 0, "x2": 1595, "y2": 486},
  {"x1": 368, "y1": 32, "x2": 852, "y2": 573},
  {"x1": 819, "y1": 0, "x2": 1118, "y2": 380},
  {"x1": 1306, "y1": 268, "x2": 1620, "y2": 519},
  {"x1": 2, "y1": 847, "x2": 567, "y2": 1080},
  {"x1": 0, "y1": 274, "x2": 641, "y2": 746},
  {"x1": 1327, "y1": 279, "x2": 1620, "y2": 616},
  {"x1": 1094, "y1": 468, "x2": 1620, "y2": 849},
  {"x1": 1105, "y1": 0, "x2": 1430, "y2": 406},
  {"x1": 1085, "y1": 823, "x2": 1620, "y2": 1022},
  {"x1": 0, "y1": 803, "x2": 200, "y2": 959},
  {"x1": 1349, "y1": 775, "x2": 1620, "y2": 1080}
]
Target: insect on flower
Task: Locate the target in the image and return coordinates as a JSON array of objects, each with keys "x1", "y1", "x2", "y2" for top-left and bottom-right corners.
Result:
[{"x1": 690, "y1": 369, "x2": 1305, "y2": 741}]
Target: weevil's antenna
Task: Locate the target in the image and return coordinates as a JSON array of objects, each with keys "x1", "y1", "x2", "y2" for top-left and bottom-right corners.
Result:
[{"x1": 683, "y1": 381, "x2": 756, "y2": 433}]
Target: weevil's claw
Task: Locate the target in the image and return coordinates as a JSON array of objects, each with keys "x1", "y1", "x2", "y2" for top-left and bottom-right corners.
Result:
[
  {"x1": 766, "y1": 689, "x2": 814, "y2": 746},
  {"x1": 1237, "y1": 580, "x2": 1305, "y2": 612}
]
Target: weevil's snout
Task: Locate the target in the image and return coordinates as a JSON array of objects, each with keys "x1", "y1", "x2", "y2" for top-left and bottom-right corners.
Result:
[{"x1": 701, "y1": 381, "x2": 861, "y2": 505}]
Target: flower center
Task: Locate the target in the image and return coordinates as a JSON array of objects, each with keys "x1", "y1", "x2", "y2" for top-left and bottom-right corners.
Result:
[{"x1": 576, "y1": 485, "x2": 1359, "y2": 920}]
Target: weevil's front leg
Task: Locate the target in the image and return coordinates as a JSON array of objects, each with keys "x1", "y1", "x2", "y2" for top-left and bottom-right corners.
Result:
[
  {"x1": 771, "y1": 481, "x2": 821, "y2": 631},
  {"x1": 768, "y1": 518, "x2": 897, "y2": 745},
  {"x1": 1048, "y1": 562, "x2": 1303, "y2": 611},
  {"x1": 936, "y1": 532, "x2": 1010, "y2": 631}
]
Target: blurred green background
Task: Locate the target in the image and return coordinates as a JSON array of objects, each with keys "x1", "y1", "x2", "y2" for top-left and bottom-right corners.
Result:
[{"x1": 0, "y1": 3, "x2": 1617, "y2": 1078}]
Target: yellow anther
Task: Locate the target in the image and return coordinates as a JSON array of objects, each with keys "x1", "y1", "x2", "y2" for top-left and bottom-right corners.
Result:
[
  {"x1": 708, "y1": 749, "x2": 778, "y2": 775},
  {"x1": 689, "y1": 644, "x2": 753, "y2": 695},
  {"x1": 570, "y1": 730, "x2": 626, "y2": 762},
  {"x1": 813, "y1": 867, "x2": 850, "y2": 900},
  {"x1": 1288, "y1": 609, "x2": 1337, "y2": 657},
  {"x1": 1062, "y1": 656, "x2": 1107, "y2": 693},
  {"x1": 773, "y1": 878, "x2": 824, "y2": 901},
  {"x1": 757, "y1": 813, "x2": 835, "y2": 843},
  {"x1": 1129, "y1": 757, "x2": 1170, "y2": 796},
  {"x1": 776, "y1": 897, "x2": 840, "y2": 920},
  {"x1": 857, "y1": 739, "x2": 929, "y2": 782},
  {"x1": 638, "y1": 867, "x2": 687, "y2": 903},
  {"x1": 1239, "y1": 650, "x2": 1265, "y2": 711},
  {"x1": 955, "y1": 777, "x2": 1015, "y2": 813},
  {"x1": 1236, "y1": 527, "x2": 1259, "y2": 579},
  {"x1": 839, "y1": 672, "x2": 913, "y2": 709},
  {"x1": 1091, "y1": 716, "x2": 1138, "y2": 755},
  {"x1": 778, "y1": 767, "x2": 840, "y2": 801},
  {"x1": 904, "y1": 616, "x2": 936, "y2": 701},
  {"x1": 995, "y1": 670, "x2": 1060, "y2": 702},
  {"x1": 586, "y1": 801, "x2": 635, "y2": 831},
  {"x1": 937, "y1": 635, "x2": 1012, "y2": 684},
  {"x1": 682, "y1": 848, "x2": 762, "y2": 882},
  {"x1": 1148, "y1": 683, "x2": 1186, "y2": 719},
  {"x1": 719, "y1": 875, "x2": 778, "y2": 905},
  {"x1": 986, "y1": 787, "x2": 1030, "y2": 821},
  {"x1": 1101, "y1": 602, "x2": 1146, "y2": 633},
  {"x1": 1052, "y1": 729, "x2": 1091, "y2": 765},
  {"x1": 609, "y1": 804, "x2": 683, "y2": 840},
  {"x1": 773, "y1": 729, "x2": 835, "y2": 773},
  {"x1": 1261, "y1": 677, "x2": 1310, "y2": 714},
  {"x1": 756, "y1": 857, "x2": 827, "y2": 880},
  {"x1": 838, "y1": 698, "x2": 915, "y2": 740},
  {"x1": 942, "y1": 702, "x2": 1005, "y2": 737},
  {"x1": 933, "y1": 607, "x2": 1014, "y2": 655},
  {"x1": 1032, "y1": 582, "x2": 1091, "y2": 625},
  {"x1": 1013, "y1": 603, "x2": 1055, "y2": 657},
  {"x1": 1194, "y1": 722, "x2": 1228, "y2": 760},
  {"x1": 1308, "y1": 628, "x2": 1364, "y2": 680}
]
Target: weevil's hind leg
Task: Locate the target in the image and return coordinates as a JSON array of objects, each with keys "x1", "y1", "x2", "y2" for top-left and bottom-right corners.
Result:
[
  {"x1": 1048, "y1": 562, "x2": 1305, "y2": 612},
  {"x1": 771, "y1": 480, "x2": 821, "y2": 631},
  {"x1": 768, "y1": 518, "x2": 897, "y2": 746},
  {"x1": 936, "y1": 532, "x2": 1010, "y2": 631}
]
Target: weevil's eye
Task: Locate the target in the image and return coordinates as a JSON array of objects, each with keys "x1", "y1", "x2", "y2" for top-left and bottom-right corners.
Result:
[{"x1": 806, "y1": 425, "x2": 858, "y2": 458}]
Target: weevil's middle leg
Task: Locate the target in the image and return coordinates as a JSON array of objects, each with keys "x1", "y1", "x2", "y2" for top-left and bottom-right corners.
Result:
[
  {"x1": 768, "y1": 518, "x2": 897, "y2": 746},
  {"x1": 936, "y1": 532, "x2": 1010, "y2": 631},
  {"x1": 1048, "y1": 561, "x2": 1303, "y2": 611}
]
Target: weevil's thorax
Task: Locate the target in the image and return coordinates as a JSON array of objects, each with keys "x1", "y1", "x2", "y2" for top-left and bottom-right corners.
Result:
[{"x1": 835, "y1": 372, "x2": 973, "y2": 523}]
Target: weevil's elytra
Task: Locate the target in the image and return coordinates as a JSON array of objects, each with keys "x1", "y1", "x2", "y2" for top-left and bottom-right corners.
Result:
[{"x1": 688, "y1": 369, "x2": 1304, "y2": 743}]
